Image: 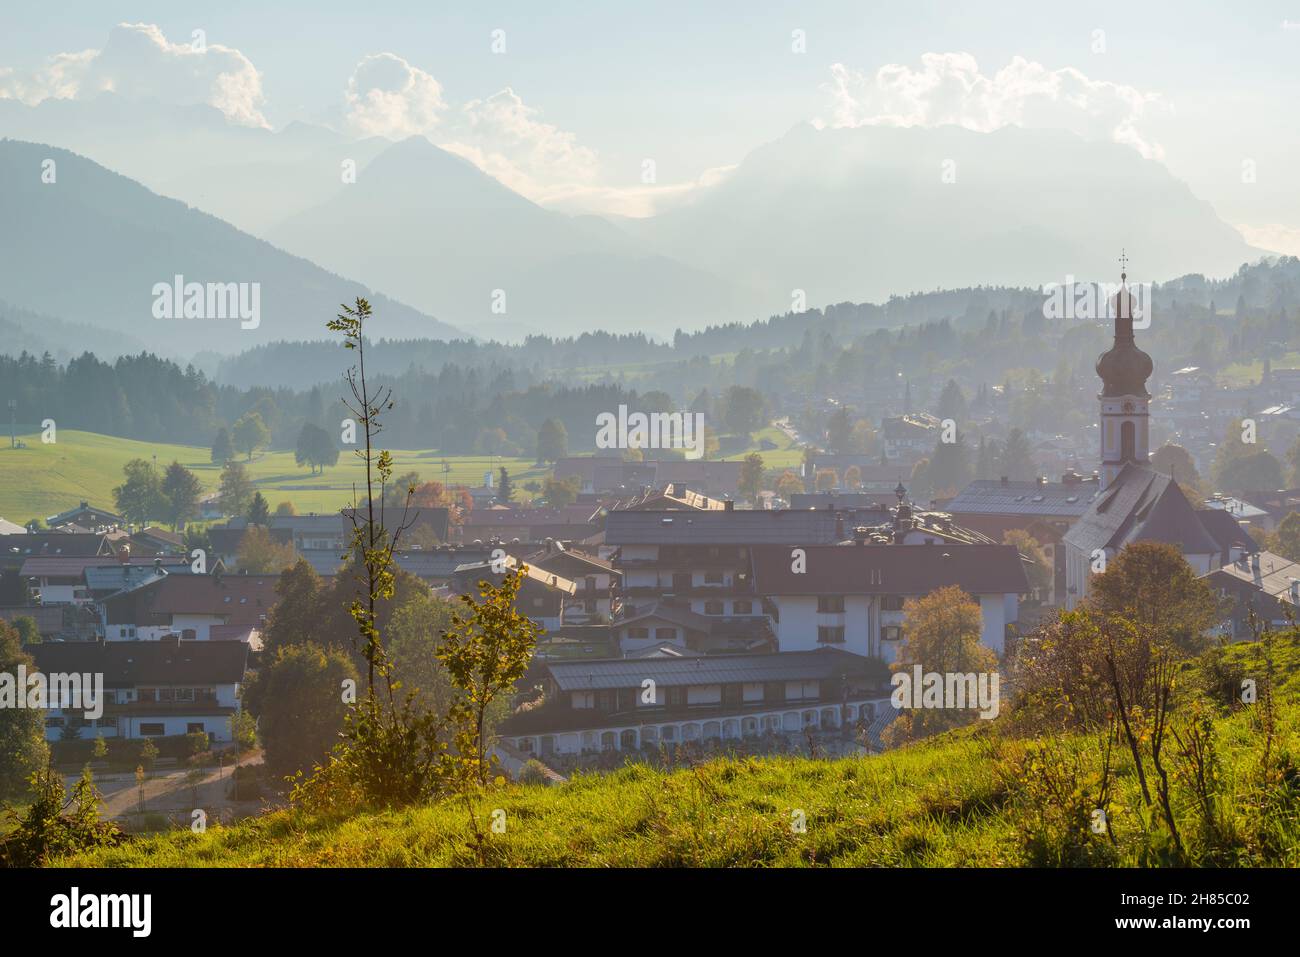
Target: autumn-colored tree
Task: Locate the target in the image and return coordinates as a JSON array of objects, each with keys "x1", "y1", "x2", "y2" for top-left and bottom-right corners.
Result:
[
  {"x1": 1003, "y1": 529, "x2": 1052, "y2": 599},
  {"x1": 774, "y1": 469, "x2": 804, "y2": 500},
  {"x1": 738, "y1": 452, "x2": 764, "y2": 503},
  {"x1": 261, "y1": 559, "x2": 324, "y2": 655},
  {"x1": 243, "y1": 643, "x2": 358, "y2": 777},
  {"x1": 1086, "y1": 541, "x2": 1217, "y2": 655},
  {"x1": 843, "y1": 465, "x2": 863, "y2": 489},
  {"x1": 884, "y1": 586, "x2": 998, "y2": 744},
  {"x1": 437, "y1": 566, "x2": 542, "y2": 786},
  {"x1": 814, "y1": 467, "x2": 838, "y2": 491},
  {"x1": 236, "y1": 525, "x2": 297, "y2": 574},
  {"x1": 1266, "y1": 511, "x2": 1300, "y2": 562},
  {"x1": 543, "y1": 475, "x2": 581, "y2": 507}
]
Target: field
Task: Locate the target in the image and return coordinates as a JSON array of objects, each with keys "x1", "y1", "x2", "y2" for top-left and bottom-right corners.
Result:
[
  {"x1": 0, "y1": 426, "x2": 805, "y2": 524},
  {"x1": 54, "y1": 701, "x2": 1300, "y2": 868},
  {"x1": 47, "y1": 634, "x2": 1300, "y2": 868},
  {"x1": 0, "y1": 430, "x2": 548, "y2": 524}
]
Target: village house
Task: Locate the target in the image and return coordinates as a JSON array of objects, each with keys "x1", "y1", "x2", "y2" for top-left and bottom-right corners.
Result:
[
  {"x1": 100, "y1": 571, "x2": 277, "y2": 643},
  {"x1": 27, "y1": 636, "x2": 248, "y2": 743},
  {"x1": 1201, "y1": 549, "x2": 1299, "y2": 640},
  {"x1": 45, "y1": 501, "x2": 124, "y2": 533},
  {"x1": 749, "y1": 541, "x2": 1026, "y2": 660},
  {"x1": 498, "y1": 648, "x2": 889, "y2": 757}
]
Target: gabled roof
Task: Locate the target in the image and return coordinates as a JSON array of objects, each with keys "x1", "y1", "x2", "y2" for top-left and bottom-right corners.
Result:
[
  {"x1": 618, "y1": 601, "x2": 712, "y2": 632},
  {"x1": 85, "y1": 563, "x2": 199, "y2": 594},
  {"x1": 106, "y1": 574, "x2": 278, "y2": 626},
  {"x1": 21, "y1": 555, "x2": 189, "y2": 579},
  {"x1": 1205, "y1": 550, "x2": 1300, "y2": 604},
  {"x1": 604, "y1": 509, "x2": 844, "y2": 545},
  {"x1": 750, "y1": 543, "x2": 1027, "y2": 596},
  {"x1": 1062, "y1": 464, "x2": 1220, "y2": 557},
  {"x1": 0, "y1": 533, "x2": 111, "y2": 559},
  {"x1": 132, "y1": 526, "x2": 185, "y2": 549},
  {"x1": 26, "y1": 639, "x2": 248, "y2": 687},
  {"x1": 450, "y1": 558, "x2": 577, "y2": 595},
  {"x1": 45, "y1": 501, "x2": 123, "y2": 527},
  {"x1": 946, "y1": 478, "x2": 1100, "y2": 517},
  {"x1": 543, "y1": 647, "x2": 869, "y2": 692},
  {"x1": 1194, "y1": 508, "x2": 1260, "y2": 555}
]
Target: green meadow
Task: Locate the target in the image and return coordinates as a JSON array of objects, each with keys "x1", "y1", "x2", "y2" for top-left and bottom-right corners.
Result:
[{"x1": 0, "y1": 430, "x2": 547, "y2": 524}]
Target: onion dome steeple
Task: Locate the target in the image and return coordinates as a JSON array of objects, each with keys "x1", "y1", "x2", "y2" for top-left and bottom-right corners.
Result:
[{"x1": 1096, "y1": 251, "x2": 1153, "y2": 398}]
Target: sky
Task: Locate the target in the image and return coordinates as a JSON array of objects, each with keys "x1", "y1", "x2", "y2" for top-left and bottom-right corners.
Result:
[{"x1": 2, "y1": 1, "x2": 1298, "y2": 244}]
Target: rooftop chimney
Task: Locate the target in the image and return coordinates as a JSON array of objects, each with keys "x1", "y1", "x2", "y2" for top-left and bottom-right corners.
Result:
[
  {"x1": 999, "y1": 476, "x2": 1009, "y2": 486},
  {"x1": 853, "y1": 526, "x2": 869, "y2": 546}
]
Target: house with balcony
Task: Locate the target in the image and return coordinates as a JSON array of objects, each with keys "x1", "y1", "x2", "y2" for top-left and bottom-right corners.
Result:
[
  {"x1": 498, "y1": 648, "x2": 890, "y2": 757},
  {"x1": 26, "y1": 635, "x2": 249, "y2": 742}
]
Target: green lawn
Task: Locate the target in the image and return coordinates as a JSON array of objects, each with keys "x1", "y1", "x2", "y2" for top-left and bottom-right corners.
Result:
[
  {"x1": 0, "y1": 425, "x2": 806, "y2": 525},
  {"x1": 54, "y1": 699, "x2": 1300, "y2": 867},
  {"x1": 0, "y1": 430, "x2": 550, "y2": 524}
]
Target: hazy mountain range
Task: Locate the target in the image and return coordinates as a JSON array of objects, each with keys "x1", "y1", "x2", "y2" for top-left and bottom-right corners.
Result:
[
  {"x1": 0, "y1": 95, "x2": 1269, "y2": 355},
  {"x1": 0, "y1": 139, "x2": 461, "y2": 355}
]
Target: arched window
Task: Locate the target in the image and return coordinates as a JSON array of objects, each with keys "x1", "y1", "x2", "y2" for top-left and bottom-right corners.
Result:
[{"x1": 1120, "y1": 421, "x2": 1136, "y2": 461}]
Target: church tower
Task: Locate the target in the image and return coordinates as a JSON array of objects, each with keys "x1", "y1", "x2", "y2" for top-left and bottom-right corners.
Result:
[{"x1": 1096, "y1": 253, "x2": 1152, "y2": 489}]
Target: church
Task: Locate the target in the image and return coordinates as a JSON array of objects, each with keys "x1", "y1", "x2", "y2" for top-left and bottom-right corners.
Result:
[{"x1": 1061, "y1": 265, "x2": 1254, "y2": 609}]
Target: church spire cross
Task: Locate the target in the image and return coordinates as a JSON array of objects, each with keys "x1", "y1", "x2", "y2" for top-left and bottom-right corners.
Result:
[{"x1": 1119, "y1": 249, "x2": 1129, "y2": 283}]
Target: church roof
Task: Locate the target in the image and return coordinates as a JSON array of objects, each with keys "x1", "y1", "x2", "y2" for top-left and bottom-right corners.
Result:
[{"x1": 1063, "y1": 464, "x2": 1220, "y2": 557}]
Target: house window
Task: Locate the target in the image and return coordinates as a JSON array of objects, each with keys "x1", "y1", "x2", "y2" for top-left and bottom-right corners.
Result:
[
  {"x1": 704, "y1": 571, "x2": 724, "y2": 585},
  {"x1": 655, "y1": 627, "x2": 676, "y2": 641},
  {"x1": 882, "y1": 625, "x2": 902, "y2": 641},
  {"x1": 704, "y1": 600, "x2": 724, "y2": 615},
  {"x1": 817, "y1": 595, "x2": 845, "y2": 613},
  {"x1": 733, "y1": 600, "x2": 753, "y2": 615},
  {"x1": 817, "y1": 625, "x2": 846, "y2": 644},
  {"x1": 628, "y1": 627, "x2": 649, "y2": 640},
  {"x1": 881, "y1": 595, "x2": 905, "y2": 611},
  {"x1": 187, "y1": 723, "x2": 206, "y2": 735},
  {"x1": 139, "y1": 723, "x2": 166, "y2": 736},
  {"x1": 174, "y1": 688, "x2": 195, "y2": 703}
]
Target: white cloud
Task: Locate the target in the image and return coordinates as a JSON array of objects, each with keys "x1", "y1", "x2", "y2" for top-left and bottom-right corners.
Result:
[
  {"x1": 344, "y1": 52, "x2": 445, "y2": 138},
  {"x1": 819, "y1": 52, "x2": 1164, "y2": 160},
  {"x1": 343, "y1": 54, "x2": 599, "y2": 203},
  {"x1": 1236, "y1": 223, "x2": 1300, "y2": 257},
  {"x1": 0, "y1": 22, "x2": 267, "y2": 127},
  {"x1": 343, "y1": 53, "x2": 722, "y2": 215}
]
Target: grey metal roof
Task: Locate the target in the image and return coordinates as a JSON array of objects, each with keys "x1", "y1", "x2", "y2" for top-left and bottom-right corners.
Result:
[
  {"x1": 1062, "y1": 464, "x2": 1220, "y2": 556},
  {"x1": 545, "y1": 648, "x2": 868, "y2": 691},
  {"x1": 947, "y1": 479, "x2": 1099, "y2": 517},
  {"x1": 85, "y1": 564, "x2": 198, "y2": 593},
  {"x1": 1206, "y1": 550, "x2": 1300, "y2": 603},
  {"x1": 604, "y1": 509, "x2": 844, "y2": 545}
]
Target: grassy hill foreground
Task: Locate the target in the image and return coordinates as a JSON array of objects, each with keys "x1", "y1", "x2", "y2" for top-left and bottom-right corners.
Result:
[{"x1": 55, "y1": 634, "x2": 1300, "y2": 868}]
